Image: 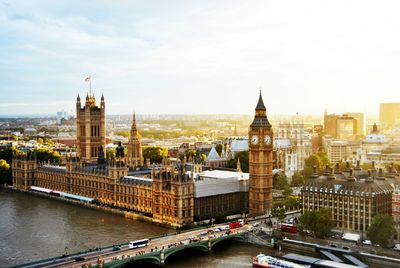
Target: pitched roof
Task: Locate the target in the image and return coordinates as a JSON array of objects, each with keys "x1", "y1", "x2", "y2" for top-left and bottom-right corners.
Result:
[
  {"x1": 206, "y1": 145, "x2": 220, "y2": 161},
  {"x1": 256, "y1": 91, "x2": 266, "y2": 110}
]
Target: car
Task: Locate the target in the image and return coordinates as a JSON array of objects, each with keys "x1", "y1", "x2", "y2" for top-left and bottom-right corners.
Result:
[
  {"x1": 342, "y1": 246, "x2": 350, "y2": 250},
  {"x1": 303, "y1": 230, "x2": 313, "y2": 236},
  {"x1": 214, "y1": 228, "x2": 222, "y2": 232},
  {"x1": 394, "y1": 244, "x2": 400, "y2": 251},
  {"x1": 199, "y1": 231, "x2": 208, "y2": 236},
  {"x1": 330, "y1": 232, "x2": 342, "y2": 239},
  {"x1": 220, "y1": 225, "x2": 230, "y2": 231},
  {"x1": 112, "y1": 245, "x2": 121, "y2": 251},
  {"x1": 329, "y1": 244, "x2": 337, "y2": 248},
  {"x1": 252, "y1": 222, "x2": 260, "y2": 227},
  {"x1": 362, "y1": 240, "x2": 372, "y2": 245},
  {"x1": 188, "y1": 236, "x2": 196, "y2": 240},
  {"x1": 74, "y1": 256, "x2": 86, "y2": 262}
]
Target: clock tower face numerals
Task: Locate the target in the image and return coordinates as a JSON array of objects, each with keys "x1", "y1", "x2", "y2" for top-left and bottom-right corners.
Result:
[
  {"x1": 264, "y1": 135, "x2": 271, "y2": 145},
  {"x1": 251, "y1": 135, "x2": 259, "y2": 145}
]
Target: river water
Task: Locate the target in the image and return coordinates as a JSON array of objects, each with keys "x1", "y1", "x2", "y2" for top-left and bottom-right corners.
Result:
[{"x1": 0, "y1": 190, "x2": 270, "y2": 268}]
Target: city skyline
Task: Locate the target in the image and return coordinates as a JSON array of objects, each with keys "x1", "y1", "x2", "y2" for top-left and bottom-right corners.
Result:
[{"x1": 1, "y1": 1, "x2": 400, "y2": 115}]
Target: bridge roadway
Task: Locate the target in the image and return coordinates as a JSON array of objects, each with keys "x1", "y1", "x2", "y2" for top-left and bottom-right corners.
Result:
[{"x1": 24, "y1": 224, "x2": 248, "y2": 268}]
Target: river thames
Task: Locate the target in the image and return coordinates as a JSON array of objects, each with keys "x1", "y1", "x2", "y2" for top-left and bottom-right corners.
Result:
[{"x1": 0, "y1": 189, "x2": 269, "y2": 267}]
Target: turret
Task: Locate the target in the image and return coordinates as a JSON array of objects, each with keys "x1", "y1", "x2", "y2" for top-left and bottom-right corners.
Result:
[
  {"x1": 237, "y1": 158, "x2": 242, "y2": 173},
  {"x1": 100, "y1": 93, "x2": 105, "y2": 109},
  {"x1": 76, "y1": 94, "x2": 81, "y2": 108}
]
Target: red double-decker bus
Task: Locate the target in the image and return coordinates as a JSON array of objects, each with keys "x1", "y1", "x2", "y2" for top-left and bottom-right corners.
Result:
[
  {"x1": 229, "y1": 221, "x2": 242, "y2": 229},
  {"x1": 280, "y1": 223, "x2": 298, "y2": 233}
]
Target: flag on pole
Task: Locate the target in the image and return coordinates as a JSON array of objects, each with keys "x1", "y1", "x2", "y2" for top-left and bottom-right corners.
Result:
[{"x1": 84, "y1": 76, "x2": 91, "y2": 82}]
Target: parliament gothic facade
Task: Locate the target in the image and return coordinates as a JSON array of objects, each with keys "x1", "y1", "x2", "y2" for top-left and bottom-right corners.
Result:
[{"x1": 12, "y1": 92, "x2": 274, "y2": 227}]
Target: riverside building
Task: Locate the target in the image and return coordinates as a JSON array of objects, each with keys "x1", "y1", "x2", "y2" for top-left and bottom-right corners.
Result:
[
  {"x1": 301, "y1": 163, "x2": 394, "y2": 233},
  {"x1": 12, "y1": 92, "x2": 273, "y2": 227}
]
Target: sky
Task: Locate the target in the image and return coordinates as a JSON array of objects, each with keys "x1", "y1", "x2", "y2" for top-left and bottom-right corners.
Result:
[{"x1": 0, "y1": 0, "x2": 400, "y2": 116}]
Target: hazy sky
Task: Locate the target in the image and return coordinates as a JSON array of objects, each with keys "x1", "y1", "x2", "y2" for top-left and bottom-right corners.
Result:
[{"x1": 1, "y1": 1, "x2": 399, "y2": 116}]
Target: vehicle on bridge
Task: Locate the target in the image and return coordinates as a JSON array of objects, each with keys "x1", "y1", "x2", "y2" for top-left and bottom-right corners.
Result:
[
  {"x1": 220, "y1": 225, "x2": 230, "y2": 231},
  {"x1": 281, "y1": 223, "x2": 298, "y2": 233},
  {"x1": 341, "y1": 233, "x2": 360, "y2": 243},
  {"x1": 129, "y1": 239, "x2": 149, "y2": 249},
  {"x1": 229, "y1": 221, "x2": 242, "y2": 229}
]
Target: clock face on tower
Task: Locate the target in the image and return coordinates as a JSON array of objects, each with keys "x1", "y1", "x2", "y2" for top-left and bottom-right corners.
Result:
[
  {"x1": 264, "y1": 135, "x2": 271, "y2": 145},
  {"x1": 251, "y1": 135, "x2": 259, "y2": 145}
]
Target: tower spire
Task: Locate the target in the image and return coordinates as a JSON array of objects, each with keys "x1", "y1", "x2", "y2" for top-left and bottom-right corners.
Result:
[{"x1": 256, "y1": 90, "x2": 266, "y2": 111}]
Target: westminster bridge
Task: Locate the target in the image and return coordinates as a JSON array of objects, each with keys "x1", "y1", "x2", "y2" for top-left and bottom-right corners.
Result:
[{"x1": 14, "y1": 224, "x2": 249, "y2": 268}]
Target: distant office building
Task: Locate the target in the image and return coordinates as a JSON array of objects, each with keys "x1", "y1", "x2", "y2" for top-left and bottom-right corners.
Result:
[
  {"x1": 366, "y1": 146, "x2": 400, "y2": 165},
  {"x1": 324, "y1": 112, "x2": 338, "y2": 137},
  {"x1": 380, "y1": 103, "x2": 400, "y2": 130},
  {"x1": 337, "y1": 115, "x2": 357, "y2": 140},
  {"x1": 346, "y1": 112, "x2": 364, "y2": 136},
  {"x1": 324, "y1": 111, "x2": 357, "y2": 140},
  {"x1": 323, "y1": 136, "x2": 362, "y2": 164},
  {"x1": 57, "y1": 110, "x2": 69, "y2": 125},
  {"x1": 326, "y1": 140, "x2": 350, "y2": 163}
]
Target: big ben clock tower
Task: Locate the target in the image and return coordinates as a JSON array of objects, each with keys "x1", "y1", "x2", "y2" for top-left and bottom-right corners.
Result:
[{"x1": 248, "y1": 91, "x2": 273, "y2": 216}]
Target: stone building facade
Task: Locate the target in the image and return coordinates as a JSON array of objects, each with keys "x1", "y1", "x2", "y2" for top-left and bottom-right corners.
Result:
[
  {"x1": 127, "y1": 113, "x2": 144, "y2": 168},
  {"x1": 76, "y1": 93, "x2": 106, "y2": 162},
  {"x1": 302, "y1": 165, "x2": 393, "y2": 232},
  {"x1": 248, "y1": 92, "x2": 274, "y2": 216},
  {"x1": 12, "y1": 92, "x2": 273, "y2": 227}
]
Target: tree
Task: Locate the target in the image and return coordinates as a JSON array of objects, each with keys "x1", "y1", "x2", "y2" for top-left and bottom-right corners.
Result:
[
  {"x1": 284, "y1": 196, "x2": 301, "y2": 210},
  {"x1": 303, "y1": 150, "x2": 329, "y2": 179},
  {"x1": 44, "y1": 138, "x2": 55, "y2": 146},
  {"x1": 271, "y1": 207, "x2": 286, "y2": 221},
  {"x1": 291, "y1": 171, "x2": 305, "y2": 187},
  {"x1": 299, "y1": 210, "x2": 317, "y2": 233},
  {"x1": 314, "y1": 208, "x2": 335, "y2": 238},
  {"x1": 299, "y1": 209, "x2": 335, "y2": 238},
  {"x1": 215, "y1": 144, "x2": 223, "y2": 155},
  {"x1": 23, "y1": 136, "x2": 30, "y2": 142},
  {"x1": 115, "y1": 131, "x2": 130, "y2": 138},
  {"x1": 273, "y1": 172, "x2": 289, "y2": 190},
  {"x1": 283, "y1": 186, "x2": 293, "y2": 196},
  {"x1": 367, "y1": 214, "x2": 395, "y2": 247},
  {"x1": 106, "y1": 148, "x2": 116, "y2": 160},
  {"x1": 37, "y1": 138, "x2": 43, "y2": 145},
  {"x1": 227, "y1": 151, "x2": 249, "y2": 172},
  {"x1": 34, "y1": 148, "x2": 61, "y2": 162},
  {"x1": 142, "y1": 146, "x2": 168, "y2": 164},
  {"x1": 0, "y1": 159, "x2": 11, "y2": 184}
]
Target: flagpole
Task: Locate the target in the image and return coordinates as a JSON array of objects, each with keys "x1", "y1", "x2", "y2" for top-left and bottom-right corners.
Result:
[{"x1": 89, "y1": 75, "x2": 92, "y2": 96}]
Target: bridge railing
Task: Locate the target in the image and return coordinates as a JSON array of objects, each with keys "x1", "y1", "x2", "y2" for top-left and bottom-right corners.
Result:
[{"x1": 12, "y1": 226, "x2": 211, "y2": 268}]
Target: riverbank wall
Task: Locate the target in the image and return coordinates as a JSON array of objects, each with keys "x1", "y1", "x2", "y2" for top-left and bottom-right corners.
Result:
[{"x1": 6, "y1": 186, "x2": 176, "y2": 229}]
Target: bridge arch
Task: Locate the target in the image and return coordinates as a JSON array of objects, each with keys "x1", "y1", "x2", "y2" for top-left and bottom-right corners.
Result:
[
  {"x1": 163, "y1": 242, "x2": 209, "y2": 262},
  {"x1": 106, "y1": 253, "x2": 161, "y2": 268},
  {"x1": 210, "y1": 233, "x2": 245, "y2": 248}
]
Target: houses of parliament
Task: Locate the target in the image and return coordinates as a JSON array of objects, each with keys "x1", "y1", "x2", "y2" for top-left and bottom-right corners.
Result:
[{"x1": 12, "y1": 92, "x2": 273, "y2": 227}]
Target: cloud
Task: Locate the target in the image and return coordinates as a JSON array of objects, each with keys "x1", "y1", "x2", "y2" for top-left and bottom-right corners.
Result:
[{"x1": 1, "y1": 1, "x2": 400, "y2": 115}]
